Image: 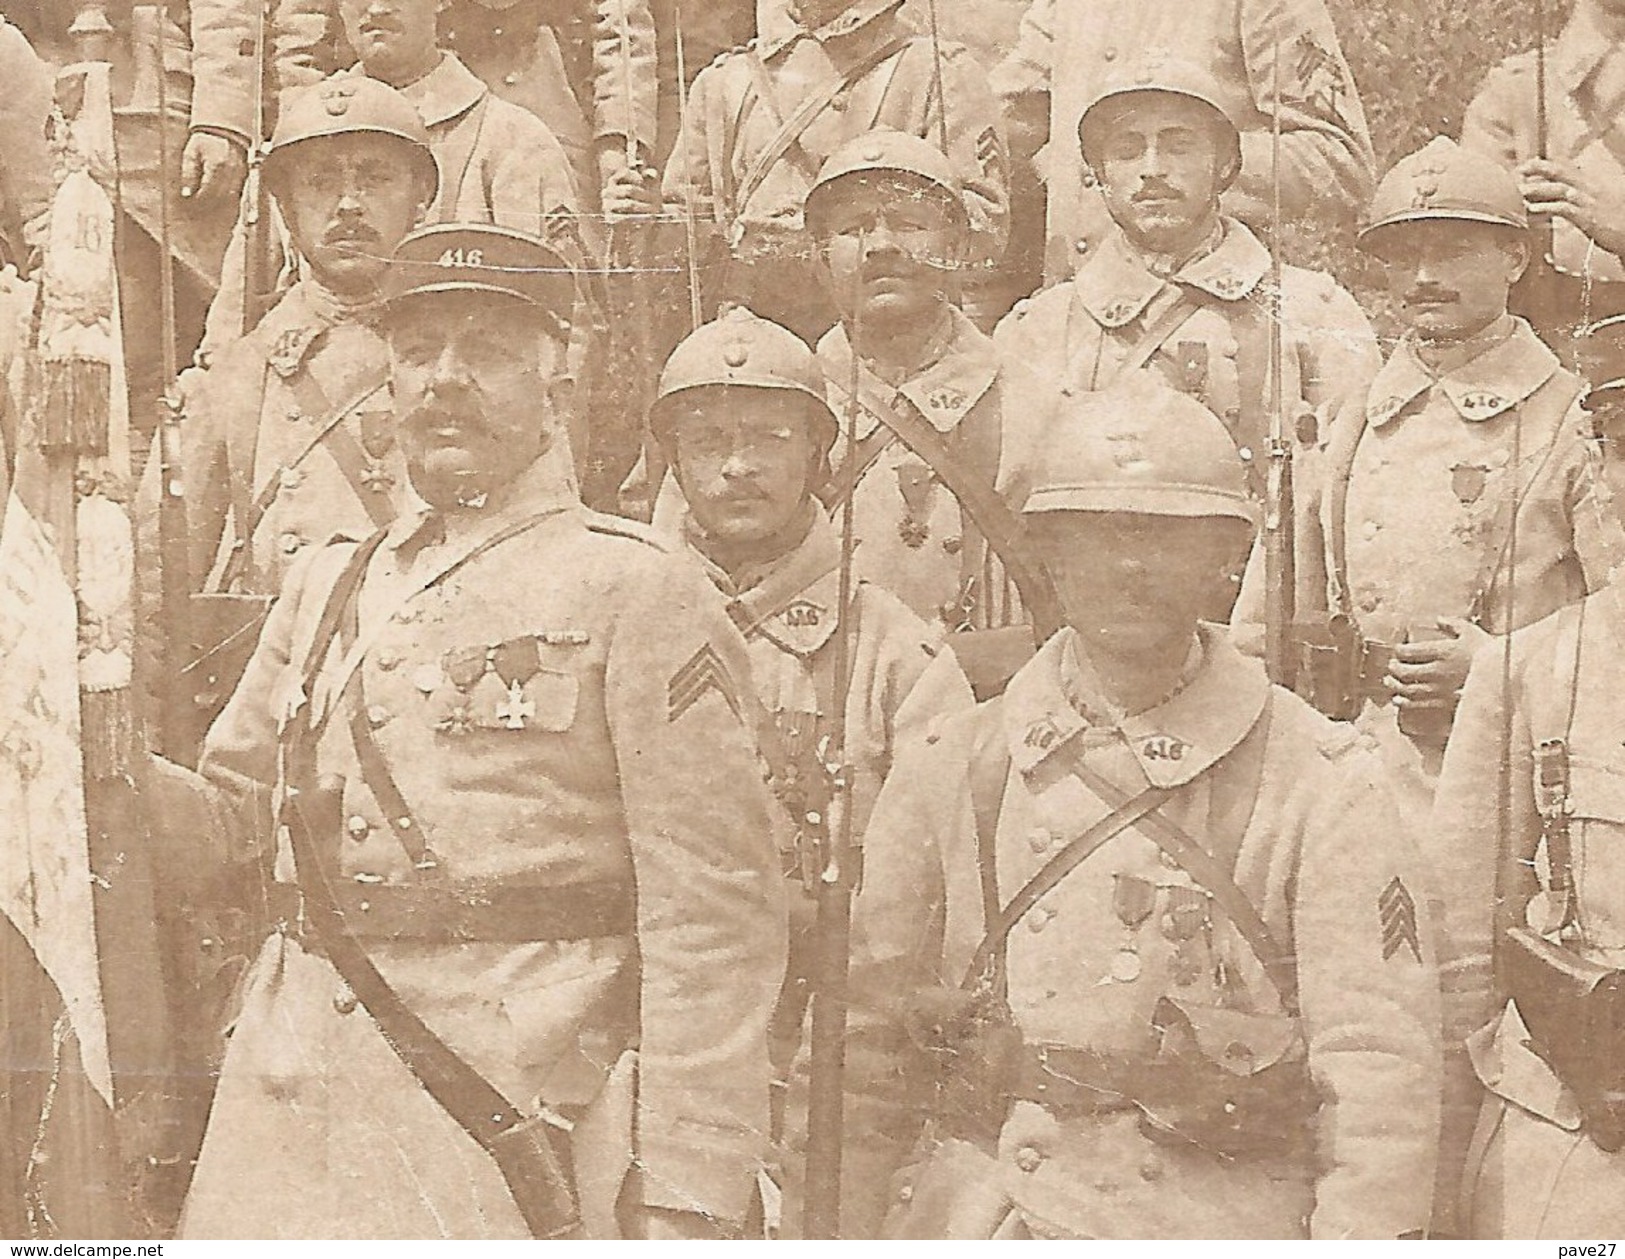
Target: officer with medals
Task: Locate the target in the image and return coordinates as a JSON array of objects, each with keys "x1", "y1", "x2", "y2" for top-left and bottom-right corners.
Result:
[
  {"x1": 841, "y1": 378, "x2": 1441, "y2": 1240},
  {"x1": 649, "y1": 305, "x2": 973, "y2": 1234},
  {"x1": 993, "y1": 54, "x2": 1377, "y2": 526},
  {"x1": 1268, "y1": 137, "x2": 1624, "y2": 833},
  {"x1": 169, "y1": 76, "x2": 438, "y2": 723},
  {"x1": 805, "y1": 129, "x2": 1030, "y2": 692},
  {"x1": 173, "y1": 221, "x2": 787, "y2": 1239},
  {"x1": 1429, "y1": 390, "x2": 1625, "y2": 1237}
]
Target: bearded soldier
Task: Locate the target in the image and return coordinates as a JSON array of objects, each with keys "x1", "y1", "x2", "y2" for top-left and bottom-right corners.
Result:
[
  {"x1": 174, "y1": 77, "x2": 438, "y2": 722},
  {"x1": 993, "y1": 56, "x2": 1376, "y2": 528},
  {"x1": 173, "y1": 222, "x2": 786, "y2": 1238},
  {"x1": 990, "y1": 0, "x2": 1374, "y2": 282},
  {"x1": 842, "y1": 382, "x2": 1441, "y2": 1240}
]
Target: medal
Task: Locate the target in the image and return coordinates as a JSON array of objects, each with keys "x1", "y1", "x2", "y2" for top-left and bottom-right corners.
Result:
[
  {"x1": 435, "y1": 646, "x2": 488, "y2": 735},
  {"x1": 1110, "y1": 873, "x2": 1157, "y2": 984},
  {"x1": 491, "y1": 637, "x2": 543, "y2": 730},
  {"x1": 1160, "y1": 886, "x2": 1212, "y2": 988},
  {"x1": 895, "y1": 460, "x2": 936, "y2": 549}
]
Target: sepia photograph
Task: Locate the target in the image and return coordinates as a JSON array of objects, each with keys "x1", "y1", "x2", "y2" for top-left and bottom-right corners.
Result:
[{"x1": 0, "y1": 0, "x2": 1621, "y2": 1244}]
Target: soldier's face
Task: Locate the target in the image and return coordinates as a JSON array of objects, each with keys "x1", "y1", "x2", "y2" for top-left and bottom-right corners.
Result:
[
  {"x1": 388, "y1": 293, "x2": 568, "y2": 508},
  {"x1": 671, "y1": 390, "x2": 822, "y2": 549},
  {"x1": 1092, "y1": 97, "x2": 1232, "y2": 255},
  {"x1": 1028, "y1": 512, "x2": 1251, "y2": 668},
  {"x1": 817, "y1": 178, "x2": 963, "y2": 333},
  {"x1": 1377, "y1": 222, "x2": 1526, "y2": 344},
  {"x1": 280, "y1": 136, "x2": 430, "y2": 295},
  {"x1": 341, "y1": 0, "x2": 441, "y2": 86}
]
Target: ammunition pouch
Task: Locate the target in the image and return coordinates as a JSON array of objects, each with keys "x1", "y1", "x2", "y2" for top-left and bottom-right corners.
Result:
[
  {"x1": 1501, "y1": 925, "x2": 1625, "y2": 1152},
  {"x1": 1002, "y1": 1001, "x2": 1312, "y2": 1162},
  {"x1": 1135, "y1": 998, "x2": 1314, "y2": 1161},
  {"x1": 1293, "y1": 614, "x2": 1363, "y2": 721}
]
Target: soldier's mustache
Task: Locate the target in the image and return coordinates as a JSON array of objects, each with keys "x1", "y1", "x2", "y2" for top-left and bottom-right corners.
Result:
[
  {"x1": 1405, "y1": 285, "x2": 1459, "y2": 304},
  {"x1": 1132, "y1": 182, "x2": 1182, "y2": 203},
  {"x1": 325, "y1": 224, "x2": 381, "y2": 246}
]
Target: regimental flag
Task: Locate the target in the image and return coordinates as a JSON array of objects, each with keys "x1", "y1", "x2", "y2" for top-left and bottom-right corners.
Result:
[{"x1": 0, "y1": 493, "x2": 123, "y2": 1237}]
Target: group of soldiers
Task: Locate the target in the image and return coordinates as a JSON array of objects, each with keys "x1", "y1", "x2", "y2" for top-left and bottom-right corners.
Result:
[{"x1": 4, "y1": 0, "x2": 1625, "y2": 1244}]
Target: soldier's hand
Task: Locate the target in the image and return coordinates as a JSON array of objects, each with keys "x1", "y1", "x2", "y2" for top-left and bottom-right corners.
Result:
[
  {"x1": 181, "y1": 132, "x2": 248, "y2": 204},
  {"x1": 1515, "y1": 157, "x2": 1625, "y2": 258},
  {"x1": 1385, "y1": 617, "x2": 1490, "y2": 710},
  {"x1": 599, "y1": 146, "x2": 661, "y2": 223}
]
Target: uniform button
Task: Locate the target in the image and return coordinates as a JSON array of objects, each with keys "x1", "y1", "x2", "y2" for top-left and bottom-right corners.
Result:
[
  {"x1": 412, "y1": 664, "x2": 442, "y2": 694},
  {"x1": 286, "y1": 406, "x2": 303, "y2": 422},
  {"x1": 279, "y1": 531, "x2": 304, "y2": 555},
  {"x1": 1027, "y1": 828, "x2": 1051, "y2": 854},
  {"x1": 1222, "y1": 343, "x2": 1238, "y2": 359},
  {"x1": 896, "y1": 1184, "x2": 913, "y2": 1203},
  {"x1": 346, "y1": 815, "x2": 372, "y2": 841},
  {"x1": 503, "y1": 71, "x2": 519, "y2": 85},
  {"x1": 376, "y1": 649, "x2": 402, "y2": 671},
  {"x1": 1103, "y1": 46, "x2": 1117, "y2": 61},
  {"x1": 942, "y1": 535, "x2": 963, "y2": 556},
  {"x1": 1075, "y1": 238, "x2": 1090, "y2": 255},
  {"x1": 1362, "y1": 520, "x2": 1380, "y2": 540},
  {"x1": 1237, "y1": 446, "x2": 1253, "y2": 463},
  {"x1": 366, "y1": 705, "x2": 391, "y2": 729},
  {"x1": 332, "y1": 984, "x2": 358, "y2": 1015},
  {"x1": 1359, "y1": 592, "x2": 1381, "y2": 613},
  {"x1": 1027, "y1": 906, "x2": 1053, "y2": 933},
  {"x1": 1139, "y1": 1156, "x2": 1163, "y2": 1182},
  {"x1": 1014, "y1": 1145, "x2": 1044, "y2": 1173},
  {"x1": 279, "y1": 467, "x2": 304, "y2": 490}
]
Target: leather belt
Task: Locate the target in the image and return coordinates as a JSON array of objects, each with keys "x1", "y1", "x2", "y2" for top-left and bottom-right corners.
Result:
[
  {"x1": 269, "y1": 878, "x2": 636, "y2": 943},
  {"x1": 1008, "y1": 1043, "x2": 1141, "y2": 1117}
]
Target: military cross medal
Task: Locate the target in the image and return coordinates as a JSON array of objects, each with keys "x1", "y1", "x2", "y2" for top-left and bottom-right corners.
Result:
[
  {"x1": 896, "y1": 461, "x2": 936, "y2": 548},
  {"x1": 496, "y1": 681, "x2": 535, "y2": 730},
  {"x1": 491, "y1": 637, "x2": 543, "y2": 730}
]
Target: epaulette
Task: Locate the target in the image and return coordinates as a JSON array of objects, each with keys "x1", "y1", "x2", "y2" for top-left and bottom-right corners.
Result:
[{"x1": 583, "y1": 510, "x2": 669, "y2": 550}]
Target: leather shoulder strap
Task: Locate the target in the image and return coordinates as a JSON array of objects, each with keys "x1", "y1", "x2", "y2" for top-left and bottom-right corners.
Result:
[
  {"x1": 731, "y1": 35, "x2": 912, "y2": 223},
  {"x1": 825, "y1": 378, "x2": 1065, "y2": 639}
]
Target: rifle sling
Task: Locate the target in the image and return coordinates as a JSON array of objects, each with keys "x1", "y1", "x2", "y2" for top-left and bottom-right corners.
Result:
[{"x1": 822, "y1": 378, "x2": 1064, "y2": 638}]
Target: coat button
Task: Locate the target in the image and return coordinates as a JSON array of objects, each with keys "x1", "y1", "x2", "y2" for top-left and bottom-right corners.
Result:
[
  {"x1": 1359, "y1": 592, "x2": 1381, "y2": 613},
  {"x1": 333, "y1": 984, "x2": 358, "y2": 1015},
  {"x1": 1027, "y1": 828, "x2": 1051, "y2": 853},
  {"x1": 1139, "y1": 1155, "x2": 1164, "y2": 1182},
  {"x1": 1027, "y1": 906, "x2": 1054, "y2": 933},
  {"x1": 367, "y1": 705, "x2": 392, "y2": 729},
  {"x1": 279, "y1": 467, "x2": 304, "y2": 490},
  {"x1": 286, "y1": 406, "x2": 304, "y2": 422},
  {"x1": 1362, "y1": 520, "x2": 1380, "y2": 541},
  {"x1": 279, "y1": 532, "x2": 304, "y2": 555},
  {"x1": 376, "y1": 649, "x2": 402, "y2": 671},
  {"x1": 346, "y1": 815, "x2": 372, "y2": 841},
  {"x1": 1102, "y1": 46, "x2": 1117, "y2": 61},
  {"x1": 1014, "y1": 1145, "x2": 1044, "y2": 1173},
  {"x1": 942, "y1": 535, "x2": 963, "y2": 556},
  {"x1": 896, "y1": 1184, "x2": 913, "y2": 1203},
  {"x1": 1075, "y1": 238, "x2": 1090, "y2": 255}
]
